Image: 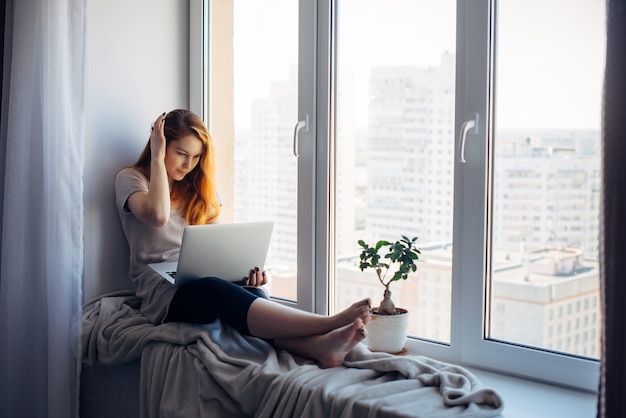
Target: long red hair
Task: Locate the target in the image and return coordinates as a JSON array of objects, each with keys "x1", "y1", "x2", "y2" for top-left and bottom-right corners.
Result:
[{"x1": 134, "y1": 109, "x2": 221, "y2": 225}]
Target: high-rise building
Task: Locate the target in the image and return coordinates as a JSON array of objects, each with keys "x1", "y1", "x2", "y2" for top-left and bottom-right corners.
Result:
[
  {"x1": 365, "y1": 53, "x2": 455, "y2": 245},
  {"x1": 493, "y1": 131, "x2": 601, "y2": 257},
  {"x1": 235, "y1": 68, "x2": 298, "y2": 268}
]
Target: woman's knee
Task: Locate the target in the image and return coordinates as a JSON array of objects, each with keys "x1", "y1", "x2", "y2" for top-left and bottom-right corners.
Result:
[{"x1": 242, "y1": 286, "x2": 269, "y2": 299}]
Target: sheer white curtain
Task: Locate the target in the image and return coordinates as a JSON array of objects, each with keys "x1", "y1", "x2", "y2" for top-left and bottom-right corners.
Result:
[{"x1": 0, "y1": 0, "x2": 86, "y2": 417}]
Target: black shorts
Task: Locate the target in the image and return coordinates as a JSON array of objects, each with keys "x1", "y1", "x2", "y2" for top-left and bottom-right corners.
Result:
[{"x1": 164, "y1": 277, "x2": 268, "y2": 336}]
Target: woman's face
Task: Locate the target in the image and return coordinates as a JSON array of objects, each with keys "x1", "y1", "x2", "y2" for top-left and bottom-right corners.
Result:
[{"x1": 164, "y1": 134, "x2": 204, "y2": 184}]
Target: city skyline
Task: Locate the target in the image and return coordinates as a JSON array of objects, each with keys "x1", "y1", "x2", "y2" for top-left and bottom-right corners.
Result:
[{"x1": 232, "y1": 55, "x2": 602, "y2": 358}]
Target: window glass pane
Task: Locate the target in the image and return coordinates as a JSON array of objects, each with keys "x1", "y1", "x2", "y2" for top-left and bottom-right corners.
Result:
[
  {"x1": 490, "y1": 0, "x2": 604, "y2": 358},
  {"x1": 334, "y1": 0, "x2": 456, "y2": 344},
  {"x1": 233, "y1": 0, "x2": 298, "y2": 301}
]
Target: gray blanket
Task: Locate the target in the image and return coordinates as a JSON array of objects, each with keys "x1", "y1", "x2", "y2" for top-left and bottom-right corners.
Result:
[{"x1": 82, "y1": 292, "x2": 504, "y2": 418}]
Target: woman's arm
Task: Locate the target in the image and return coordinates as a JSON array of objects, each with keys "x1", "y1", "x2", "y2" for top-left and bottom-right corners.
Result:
[{"x1": 127, "y1": 113, "x2": 171, "y2": 227}]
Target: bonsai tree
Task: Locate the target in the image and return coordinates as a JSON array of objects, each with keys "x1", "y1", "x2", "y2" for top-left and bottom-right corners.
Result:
[{"x1": 357, "y1": 235, "x2": 421, "y2": 315}]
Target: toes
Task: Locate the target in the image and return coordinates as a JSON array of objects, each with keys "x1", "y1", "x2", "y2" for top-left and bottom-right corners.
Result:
[
  {"x1": 353, "y1": 318, "x2": 365, "y2": 334},
  {"x1": 357, "y1": 325, "x2": 367, "y2": 340}
]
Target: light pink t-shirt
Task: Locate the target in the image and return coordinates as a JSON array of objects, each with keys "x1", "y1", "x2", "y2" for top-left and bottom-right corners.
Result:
[{"x1": 114, "y1": 167, "x2": 185, "y2": 324}]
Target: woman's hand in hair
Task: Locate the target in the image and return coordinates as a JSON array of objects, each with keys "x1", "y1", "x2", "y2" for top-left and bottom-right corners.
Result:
[{"x1": 150, "y1": 112, "x2": 167, "y2": 161}]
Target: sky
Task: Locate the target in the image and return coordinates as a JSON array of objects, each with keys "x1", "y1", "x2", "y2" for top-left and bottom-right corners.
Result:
[
  {"x1": 233, "y1": 0, "x2": 605, "y2": 131},
  {"x1": 495, "y1": 0, "x2": 605, "y2": 130}
]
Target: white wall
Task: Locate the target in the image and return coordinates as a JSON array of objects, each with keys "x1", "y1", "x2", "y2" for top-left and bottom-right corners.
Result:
[{"x1": 83, "y1": 0, "x2": 190, "y2": 301}]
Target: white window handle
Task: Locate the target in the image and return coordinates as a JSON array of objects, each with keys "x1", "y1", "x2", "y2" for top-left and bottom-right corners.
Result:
[
  {"x1": 293, "y1": 115, "x2": 309, "y2": 157},
  {"x1": 458, "y1": 113, "x2": 479, "y2": 163}
]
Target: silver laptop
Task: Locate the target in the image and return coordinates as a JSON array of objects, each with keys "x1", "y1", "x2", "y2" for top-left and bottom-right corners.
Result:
[{"x1": 149, "y1": 221, "x2": 274, "y2": 286}]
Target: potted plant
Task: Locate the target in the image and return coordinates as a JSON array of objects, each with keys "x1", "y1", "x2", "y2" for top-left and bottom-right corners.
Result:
[{"x1": 357, "y1": 235, "x2": 421, "y2": 354}]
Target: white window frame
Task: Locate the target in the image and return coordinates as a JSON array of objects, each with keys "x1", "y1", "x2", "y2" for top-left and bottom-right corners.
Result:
[
  {"x1": 189, "y1": 0, "x2": 208, "y2": 121},
  {"x1": 191, "y1": 0, "x2": 320, "y2": 313},
  {"x1": 193, "y1": 0, "x2": 600, "y2": 392},
  {"x1": 447, "y1": 0, "x2": 599, "y2": 392}
]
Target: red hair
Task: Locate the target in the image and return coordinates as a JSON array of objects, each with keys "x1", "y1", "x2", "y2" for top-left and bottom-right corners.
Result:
[{"x1": 134, "y1": 109, "x2": 221, "y2": 225}]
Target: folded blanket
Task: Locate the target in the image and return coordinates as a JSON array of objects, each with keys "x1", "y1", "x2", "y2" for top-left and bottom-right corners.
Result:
[{"x1": 82, "y1": 292, "x2": 504, "y2": 418}]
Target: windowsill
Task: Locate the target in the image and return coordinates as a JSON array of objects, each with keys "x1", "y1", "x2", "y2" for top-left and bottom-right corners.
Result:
[{"x1": 466, "y1": 366, "x2": 597, "y2": 418}]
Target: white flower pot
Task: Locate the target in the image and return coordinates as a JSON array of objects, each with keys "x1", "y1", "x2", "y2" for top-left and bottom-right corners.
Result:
[{"x1": 365, "y1": 308, "x2": 409, "y2": 354}]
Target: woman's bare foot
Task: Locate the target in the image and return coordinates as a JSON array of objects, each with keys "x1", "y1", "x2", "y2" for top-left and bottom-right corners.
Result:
[
  {"x1": 332, "y1": 298, "x2": 372, "y2": 329},
  {"x1": 314, "y1": 318, "x2": 368, "y2": 368}
]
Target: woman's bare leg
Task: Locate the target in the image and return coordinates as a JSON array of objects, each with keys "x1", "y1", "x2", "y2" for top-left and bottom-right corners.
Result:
[
  {"x1": 246, "y1": 298, "x2": 371, "y2": 340},
  {"x1": 274, "y1": 318, "x2": 368, "y2": 368}
]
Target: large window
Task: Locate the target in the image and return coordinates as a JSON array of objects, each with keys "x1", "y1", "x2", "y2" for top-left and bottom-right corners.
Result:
[
  {"x1": 334, "y1": 0, "x2": 457, "y2": 345},
  {"x1": 199, "y1": 0, "x2": 603, "y2": 391},
  {"x1": 489, "y1": 0, "x2": 603, "y2": 360},
  {"x1": 230, "y1": 0, "x2": 302, "y2": 305}
]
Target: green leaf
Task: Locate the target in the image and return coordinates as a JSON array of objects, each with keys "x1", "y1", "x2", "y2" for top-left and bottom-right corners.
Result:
[{"x1": 375, "y1": 240, "x2": 390, "y2": 251}]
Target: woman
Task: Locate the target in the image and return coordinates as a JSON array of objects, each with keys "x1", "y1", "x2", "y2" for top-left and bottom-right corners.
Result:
[{"x1": 115, "y1": 109, "x2": 371, "y2": 368}]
